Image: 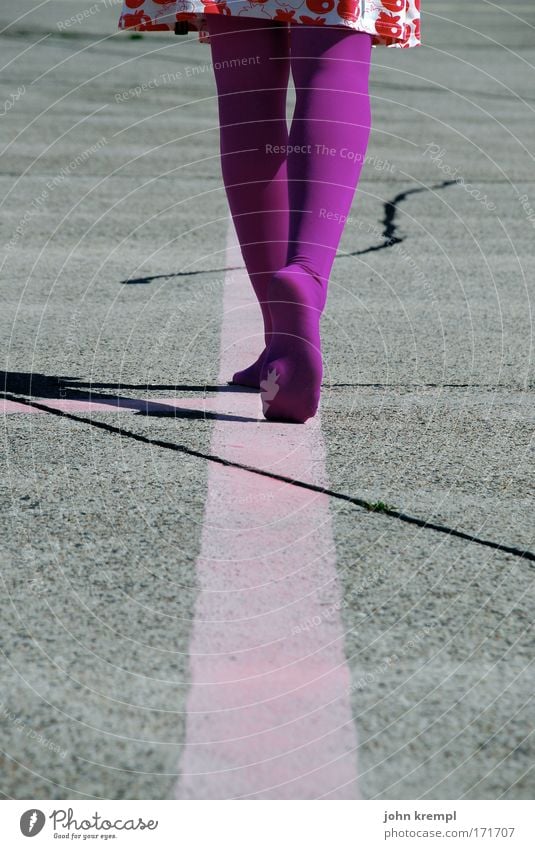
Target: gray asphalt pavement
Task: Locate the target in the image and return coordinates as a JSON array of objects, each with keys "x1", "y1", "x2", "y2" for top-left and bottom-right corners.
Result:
[{"x1": 1, "y1": 0, "x2": 534, "y2": 800}]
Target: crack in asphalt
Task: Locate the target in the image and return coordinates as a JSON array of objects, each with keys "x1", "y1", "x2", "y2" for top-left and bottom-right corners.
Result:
[
  {"x1": 120, "y1": 180, "x2": 457, "y2": 284},
  {"x1": 120, "y1": 266, "x2": 243, "y2": 286},
  {"x1": 341, "y1": 179, "x2": 458, "y2": 258},
  {"x1": 4, "y1": 391, "x2": 534, "y2": 565},
  {"x1": 3, "y1": 178, "x2": 528, "y2": 561}
]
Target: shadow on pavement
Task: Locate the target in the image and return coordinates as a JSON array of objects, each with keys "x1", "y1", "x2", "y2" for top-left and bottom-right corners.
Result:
[{"x1": 0, "y1": 371, "x2": 259, "y2": 423}]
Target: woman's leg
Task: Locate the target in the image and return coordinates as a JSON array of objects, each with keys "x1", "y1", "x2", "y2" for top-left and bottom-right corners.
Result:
[
  {"x1": 206, "y1": 15, "x2": 291, "y2": 387},
  {"x1": 261, "y1": 26, "x2": 373, "y2": 423}
]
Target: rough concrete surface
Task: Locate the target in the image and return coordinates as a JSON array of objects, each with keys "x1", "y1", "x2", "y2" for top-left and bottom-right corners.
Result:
[{"x1": 1, "y1": 0, "x2": 533, "y2": 800}]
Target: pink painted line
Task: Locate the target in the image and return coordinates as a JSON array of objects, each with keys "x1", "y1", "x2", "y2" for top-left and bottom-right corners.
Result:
[
  {"x1": 173, "y1": 220, "x2": 360, "y2": 799},
  {"x1": 0, "y1": 397, "x2": 244, "y2": 416},
  {"x1": 1, "y1": 399, "x2": 38, "y2": 414}
]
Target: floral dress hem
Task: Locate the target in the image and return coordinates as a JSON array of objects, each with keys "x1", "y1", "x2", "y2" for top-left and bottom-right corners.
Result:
[{"x1": 118, "y1": 1, "x2": 421, "y2": 49}]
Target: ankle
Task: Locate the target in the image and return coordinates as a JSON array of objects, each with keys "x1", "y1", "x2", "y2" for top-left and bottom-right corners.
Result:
[{"x1": 269, "y1": 264, "x2": 327, "y2": 314}]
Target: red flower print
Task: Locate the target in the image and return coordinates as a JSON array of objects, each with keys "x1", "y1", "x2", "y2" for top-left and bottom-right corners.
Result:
[
  {"x1": 122, "y1": 10, "x2": 152, "y2": 26},
  {"x1": 336, "y1": 0, "x2": 359, "y2": 23},
  {"x1": 274, "y1": 8, "x2": 296, "y2": 20},
  {"x1": 375, "y1": 11, "x2": 402, "y2": 37},
  {"x1": 299, "y1": 15, "x2": 327, "y2": 24},
  {"x1": 383, "y1": 0, "x2": 404, "y2": 11},
  {"x1": 305, "y1": 0, "x2": 335, "y2": 13}
]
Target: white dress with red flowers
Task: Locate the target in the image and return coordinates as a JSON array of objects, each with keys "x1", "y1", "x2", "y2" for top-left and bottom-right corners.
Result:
[{"x1": 118, "y1": 0, "x2": 421, "y2": 49}]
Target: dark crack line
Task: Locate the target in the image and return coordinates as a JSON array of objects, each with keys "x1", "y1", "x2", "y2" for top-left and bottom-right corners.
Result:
[
  {"x1": 120, "y1": 266, "x2": 244, "y2": 286},
  {"x1": 340, "y1": 179, "x2": 457, "y2": 258},
  {"x1": 4, "y1": 391, "x2": 534, "y2": 565},
  {"x1": 325, "y1": 383, "x2": 525, "y2": 390},
  {"x1": 119, "y1": 180, "x2": 456, "y2": 285}
]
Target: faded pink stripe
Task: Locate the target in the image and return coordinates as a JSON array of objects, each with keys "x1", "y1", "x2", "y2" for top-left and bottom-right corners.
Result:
[
  {"x1": 173, "y1": 220, "x2": 360, "y2": 799},
  {"x1": 1, "y1": 398, "x2": 234, "y2": 416}
]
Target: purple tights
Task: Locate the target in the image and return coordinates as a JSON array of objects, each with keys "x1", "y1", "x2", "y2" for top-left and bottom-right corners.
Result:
[{"x1": 206, "y1": 17, "x2": 373, "y2": 422}]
